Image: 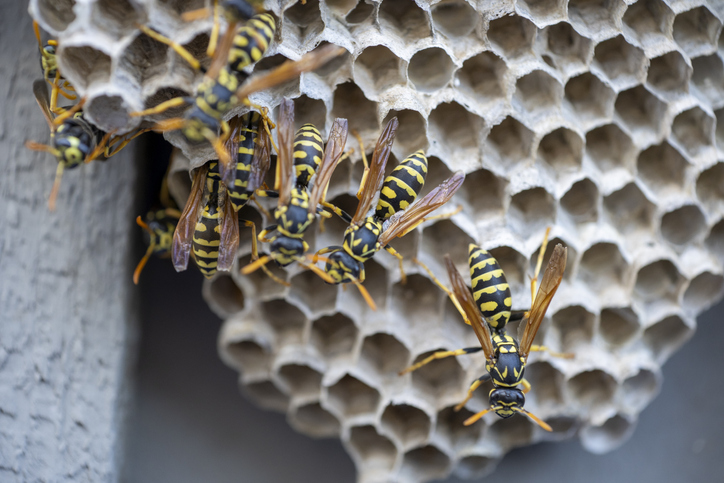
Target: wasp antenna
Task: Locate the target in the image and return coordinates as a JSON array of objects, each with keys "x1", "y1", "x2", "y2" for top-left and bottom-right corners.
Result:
[
  {"x1": 133, "y1": 243, "x2": 156, "y2": 285},
  {"x1": 516, "y1": 408, "x2": 552, "y2": 432},
  {"x1": 463, "y1": 407, "x2": 497, "y2": 426},
  {"x1": 25, "y1": 140, "x2": 59, "y2": 156},
  {"x1": 298, "y1": 259, "x2": 336, "y2": 284},
  {"x1": 47, "y1": 163, "x2": 65, "y2": 211},
  {"x1": 350, "y1": 277, "x2": 377, "y2": 311},
  {"x1": 241, "y1": 254, "x2": 273, "y2": 275}
]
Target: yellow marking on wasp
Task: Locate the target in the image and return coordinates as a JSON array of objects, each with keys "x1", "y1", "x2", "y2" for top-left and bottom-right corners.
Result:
[
  {"x1": 474, "y1": 283, "x2": 510, "y2": 296},
  {"x1": 470, "y1": 257, "x2": 499, "y2": 271},
  {"x1": 472, "y1": 269, "x2": 506, "y2": 285},
  {"x1": 479, "y1": 301, "x2": 501, "y2": 312},
  {"x1": 395, "y1": 165, "x2": 426, "y2": 184}
]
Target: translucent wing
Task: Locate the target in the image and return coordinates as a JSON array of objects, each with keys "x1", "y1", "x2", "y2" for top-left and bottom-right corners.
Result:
[
  {"x1": 519, "y1": 244, "x2": 567, "y2": 359},
  {"x1": 217, "y1": 191, "x2": 240, "y2": 271},
  {"x1": 308, "y1": 118, "x2": 349, "y2": 212},
  {"x1": 206, "y1": 20, "x2": 239, "y2": 80},
  {"x1": 32, "y1": 79, "x2": 55, "y2": 132},
  {"x1": 445, "y1": 255, "x2": 494, "y2": 360},
  {"x1": 220, "y1": 115, "x2": 245, "y2": 187},
  {"x1": 276, "y1": 98, "x2": 295, "y2": 206},
  {"x1": 378, "y1": 171, "x2": 465, "y2": 247},
  {"x1": 172, "y1": 164, "x2": 209, "y2": 271},
  {"x1": 248, "y1": 114, "x2": 272, "y2": 191},
  {"x1": 350, "y1": 117, "x2": 399, "y2": 226}
]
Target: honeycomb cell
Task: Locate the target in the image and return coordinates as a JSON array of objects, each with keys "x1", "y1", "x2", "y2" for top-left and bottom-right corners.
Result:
[
  {"x1": 600, "y1": 307, "x2": 640, "y2": 346},
  {"x1": 646, "y1": 51, "x2": 691, "y2": 96},
  {"x1": 332, "y1": 82, "x2": 379, "y2": 139},
  {"x1": 586, "y1": 123, "x2": 636, "y2": 173},
  {"x1": 552, "y1": 305, "x2": 595, "y2": 351},
  {"x1": 592, "y1": 35, "x2": 647, "y2": 88},
  {"x1": 292, "y1": 95, "x2": 327, "y2": 132},
  {"x1": 360, "y1": 333, "x2": 410, "y2": 376},
  {"x1": 489, "y1": 416, "x2": 534, "y2": 449},
  {"x1": 85, "y1": 93, "x2": 137, "y2": 133},
  {"x1": 399, "y1": 445, "x2": 451, "y2": 483},
  {"x1": 488, "y1": 246, "x2": 527, "y2": 292},
  {"x1": 456, "y1": 51, "x2": 508, "y2": 106},
  {"x1": 118, "y1": 31, "x2": 168, "y2": 84},
  {"x1": 277, "y1": 363, "x2": 323, "y2": 398},
  {"x1": 381, "y1": 404, "x2": 431, "y2": 448},
  {"x1": 542, "y1": 22, "x2": 593, "y2": 75},
  {"x1": 243, "y1": 380, "x2": 290, "y2": 412},
  {"x1": 290, "y1": 402, "x2": 341, "y2": 437},
  {"x1": 382, "y1": 109, "x2": 428, "y2": 157},
  {"x1": 707, "y1": 219, "x2": 724, "y2": 259},
  {"x1": 671, "y1": 106, "x2": 715, "y2": 158},
  {"x1": 91, "y1": 0, "x2": 146, "y2": 39},
  {"x1": 253, "y1": 53, "x2": 289, "y2": 73},
  {"x1": 204, "y1": 273, "x2": 245, "y2": 316},
  {"x1": 691, "y1": 54, "x2": 724, "y2": 106},
  {"x1": 564, "y1": 72, "x2": 615, "y2": 127},
  {"x1": 143, "y1": 87, "x2": 190, "y2": 122},
  {"x1": 454, "y1": 455, "x2": 498, "y2": 480},
  {"x1": 485, "y1": 116, "x2": 534, "y2": 169},
  {"x1": 660, "y1": 204, "x2": 706, "y2": 246},
  {"x1": 428, "y1": 102, "x2": 484, "y2": 162},
  {"x1": 60, "y1": 45, "x2": 112, "y2": 89},
  {"x1": 158, "y1": 0, "x2": 205, "y2": 16},
  {"x1": 672, "y1": 6, "x2": 722, "y2": 58},
  {"x1": 634, "y1": 259, "x2": 684, "y2": 302},
  {"x1": 435, "y1": 406, "x2": 482, "y2": 451},
  {"x1": 508, "y1": 188, "x2": 556, "y2": 235},
  {"x1": 431, "y1": 1, "x2": 478, "y2": 38},
  {"x1": 289, "y1": 269, "x2": 338, "y2": 314},
  {"x1": 683, "y1": 272, "x2": 724, "y2": 311},
  {"x1": 345, "y1": 1, "x2": 374, "y2": 24},
  {"x1": 354, "y1": 45, "x2": 406, "y2": 93},
  {"x1": 357, "y1": 259, "x2": 389, "y2": 310},
  {"x1": 579, "y1": 242, "x2": 628, "y2": 292},
  {"x1": 567, "y1": 0, "x2": 624, "y2": 37},
  {"x1": 538, "y1": 127, "x2": 584, "y2": 173},
  {"x1": 378, "y1": 0, "x2": 432, "y2": 43},
  {"x1": 637, "y1": 142, "x2": 688, "y2": 197},
  {"x1": 392, "y1": 274, "x2": 442, "y2": 324},
  {"x1": 422, "y1": 220, "x2": 475, "y2": 273},
  {"x1": 643, "y1": 314, "x2": 692, "y2": 360},
  {"x1": 487, "y1": 15, "x2": 536, "y2": 58},
  {"x1": 716, "y1": 108, "x2": 724, "y2": 148},
  {"x1": 603, "y1": 182, "x2": 655, "y2": 236},
  {"x1": 223, "y1": 340, "x2": 270, "y2": 373},
  {"x1": 560, "y1": 178, "x2": 599, "y2": 223},
  {"x1": 513, "y1": 70, "x2": 563, "y2": 113},
  {"x1": 622, "y1": 369, "x2": 659, "y2": 411},
  {"x1": 238, "y1": 253, "x2": 289, "y2": 300},
  {"x1": 326, "y1": 374, "x2": 381, "y2": 417},
  {"x1": 284, "y1": 0, "x2": 324, "y2": 44},
  {"x1": 581, "y1": 415, "x2": 634, "y2": 454},
  {"x1": 410, "y1": 348, "x2": 465, "y2": 403},
  {"x1": 310, "y1": 313, "x2": 358, "y2": 360},
  {"x1": 36, "y1": 0, "x2": 76, "y2": 32},
  {"x1": 316, "y1": 42, "x2": 352, "y2": 80},
  {"x1": 696, "y1": 162, "x2": 724, "y2": 212},
  {"x1": 261, "y1": 299, "x2": 306, "y2": 346},
  {"x1": 517, "y1": 0, "x2": 567, "y2": 26},
  {"x1": 458, "y1": 168, "x2": 506, "y2": 220},
  {"x1": 614, "y1": 85, "x2": 667, "y2": 145},
  {"x1": 546, "y1": 416, "x2": 578, "y2": 434},
  {"x1": 348, "y1": 425, "x2": 397, "y2": 471},
  {"x1": 567, "y1": 369, "x2": 617, "y2": 409},
  {"x1": 622, "y1": 0, "x2": 675, "y2": 46},
  {"x1": 524, "y1": 361, "x2": 564, "y2": 407},
  {"x1": 532, "y1": 236, "x2": 576, "y2": 282},
  {"x1": 325, "y1": 0, "x2": 358, "y2": 17}
]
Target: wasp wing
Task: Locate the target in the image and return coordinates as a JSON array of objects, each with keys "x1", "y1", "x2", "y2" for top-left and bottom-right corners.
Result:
[
  {"x1": 205, "y1": 20, "x2": 239, "y2": 80},
  {"x1": 217, "y1": 190, "x2": 240, "y2": 271},
  {"x1": 308, "y1": 118, "x2": 349, "y2": 212},
  {"x1": 220, "y1": 115, "x2": 245, "y2": 187},
  {"x1": 445, "y1": 255, "x2": 495, "y2": 360},
  {"x1": 33, "y1": 79, "x2": 55, "y2": 132},
  {"x1": 378, "y1": 171, "x2": 465, "y2": 247},
  {"x1": 519, "y1": 244, "x2": 567, "y2": 359},
  {"x1": 172, "y1": 164, "x2": 209, "y2": 271},
  {"x1": 248, "y1": 113, "x2": 272, "y2": 192},
  {"x1": 350, "y1": 117, "x2": 398, "y2": 225},
  {"x1": 275, "y1": 98, "x2": 295, "y2": 206}
]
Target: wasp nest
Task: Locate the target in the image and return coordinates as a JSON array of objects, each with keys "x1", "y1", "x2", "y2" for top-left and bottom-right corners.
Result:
[{"x1": 31, "y1": 0, "x2": 724, "y2": 481}]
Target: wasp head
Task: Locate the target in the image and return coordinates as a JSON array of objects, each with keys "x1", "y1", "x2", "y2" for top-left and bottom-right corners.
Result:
[{"x1": 489, "y1": 388, "x2": 525, "y2": 419}]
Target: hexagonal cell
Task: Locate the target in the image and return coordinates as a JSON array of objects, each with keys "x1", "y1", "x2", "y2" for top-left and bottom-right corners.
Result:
[
  {"x1": 517, "y1": 0, "x2": 567, "y2": 26},
  {"x1": 671, "y1": 106, "x2": 715, "y2": 157},
  {"x1": 410, "y1": 348, "x2": 465, "y2": 402},
  {"x1": 487, "y1": 15, "x2": 536, "y2": 58},
  {"x1": 525, "y1": 361, "x2": 565, "y2": 407},
  {"x1": 435, "y1": 406, "x2": 483, "y2": 451},
  {"x1": 530, "y1": 236, "x2": 578, "y2": 284},
  {"x1": 454, "y1": 454, "x2": 498, "y2": 480},
  {"x1": 542, "y1": 22, "x2": 593, "y2": 74},
  {"x1": 603, "y1": 182, "x2": 655, "y2": 236},
  {"x1": 346, "y1": 0, "x2": 374, "y2": 24},
  {"x1": 348, "y1": 425, "x2": 397, "y2": 471},
  {"x1": 489, "y1": 416, "x2": 534, "y2": 449},
  {"x1": 224, "y1": 340, "x2": 270, "y2": 373},
  {"x1": 513, "y1": 70, "x2": 563, "y2": 113},
  {"x1": 586, "y1": 123, "x2": 636, "y2": 173},
  {"x1": 91, "y1": 0, "x2": 146, "y2": 39},
  {"x1": 36, "y1": 0, "x2": 76, "y2": 32},
  {"x1": 456, "y1": 51, "x2": 508, "y2": 105},
  {"x1": 508, "y1": 188, "x2": 556, "y2": 235},
  {"x1": 567, "y1": 369, "x2": 617, "y2": 410},
  {"x1": 600, "y1": 307, "x2": 639, "y2": 346},
  {"x1": 637, "y1": 142, "x2": 688, "y2": 197},
  {"x1": 581, "y1": 414, "x2": 634, "y2": 454},
  {"x1": 706, "y1": 219, "x2": 724, "y2": 259},
  {"x1": 485, "y1": 116, "x2": 534, "y2": 169},
  {"x1": 458, "y1": 168, "x2": 506, "y2": 220},
  {"x1": 326, "y1": 374, "x2": 381, "y2": 417},
  {"x1": 560, "y1": 178, "x2": 599, "y2": 223},
  {"x1": 332, "y1": 82, "x2": 379, "y2": 140},
  {"x1": 567, "y1": 0, "x2": 625, "y2": 37},
  {"x1": 428, "y1": 101, "x2": 483, "y2": 160},
  {"x1": 691, "y1": 54, "x2": 724, "y2": 106},
  {"x1": 696, "y1": 162, "x2": 724, "y2": 212},
  {"x1": 277, "y1": 364, "x2": 323, "y2": 398},
  {"x1": 431, "y1": 1, "x2": 478, "y2": 38},
  {"x1": 378, "y1": 0, "x2": 432, "y2": 43},
  {"x1": 683, "y1": 272, "x2": 724, "y2": 312},
  {"x1": 205, "y1": 273, "x2": 245, "y2": 316},
  {"x1": 119, "y1": 31, "x2": 168, "y2": 85},
  {"x1": 290, "y1": 402, "x2": 341, "y2": 438},
  {"x1": 643, "y1": 314, "x2": 693, "y2": 360},
  {"x1": 142, "y1": 87, "x2": 190, "y2": 122},
  {"x1": 622, "y1": 369, "x2": 659, "y2": 411},
  {"x1": 292, "y1": 95, "x2": 326, "y2": 132},
  {"x1": 646, "y1": 51, "x2": 691, "y2": 96},
  {"x1": 673, "y1": 6, "x2": 722, "y2": 57},
  {"x1": 661, "y1": 204, "x2": 706, "y2": 246},
  {"x1": 283, "y1": 0, "x2": 324, "y2": 44},
  {"x1": 564, "y1": 72, "x2": 615, "y2": 126},
  {"x1": 60, "y1": 45, "x2": 112, "y2": 90},
  {"x1": 243, "y1": 379, "x2": 290, "y2": 412},
  {"x1": 289, "y1": 269, "x2": 338, "y2": 314},
  {"x1": 325, "y1": 0, "x2": 358, "y2": 17},
  {"x1": 359, "y1": 332, "x2": 410, "y2": 376},
  {"x1": 310, "y1": 313, "x2": 358, "y2": 360},
  {"x1": 578, "y1": 242, "x2": 628, "y2": 292},
  {"x1": 614, "y1": 85, "x2": 667, "y2": 145},
  {"x1": 538, "y1": 127, "x2": 584, "y2": 174},
  {"x1": 381, "y1": 404, "x2": 431, "y2": 448},
  {"x1": 158, "y1": 0, "x2": 205, "y2": 17},
  {"x1": 622, "y1": 0, "x2": 675, "y2": 46},
  {"x1": 552, "y1": 305, "x2": 595, "y2": 351},
  {"x1": 716, "y1": 108, "x2": 724, "y2": 148},
  {"x1": 634, "y1": 259, "x2": 684, "y2": 302},
  {"x1": 391, "y1": 274, "x2": 442, "y2": 324},
  {"x1": 592, "y1": 35, "x2": 647, "y2": 88},
  {"x1": 382, "y1": 109, "x2": 427, "y2": 157},
  {"x1": 354, "y1": 45, "x2": 406, "y2": 93},
  {"x1": 399, "y1": 445, "x2": 451, "y2": 483},
  {"x1": 260, "y1": 299, "x2": 306, "y2": 346},
  {"x1": 253, "y1": 53, "x2": 289, "y2": 74},
  {"x1": 422, "y1": 220, "x2": 475, "y2": 273},
  {"x1": 489, "y1": 246, "x2": 528, "y2": 294},
  {"x1": 238, "y1": 253, "x2": 289, "y2": 299}
]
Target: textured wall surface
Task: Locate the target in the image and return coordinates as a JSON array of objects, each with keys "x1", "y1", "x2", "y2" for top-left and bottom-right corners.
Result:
[{"x1": 0, "y1": 7, "x2": 139, "y2": 482}]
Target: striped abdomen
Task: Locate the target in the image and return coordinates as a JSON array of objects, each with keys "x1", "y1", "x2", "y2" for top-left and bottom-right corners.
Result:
[
  {"x1": 293, "y1": 124, "x2": 324, "y2": 188},
  {"x1": 192, "y1": 166, "x2": 223, "y2": 279},
  {"x1": 375, "y1": 150, "x2": 427, "y2": 220},
  {"x1": 228, "y1": 112, "x2": 259, "y2": 211},
  {"x1": 469, "y1": 244, "x2": 512, "y2": 331},
  {"x1": 227, "y1": 13, "x2": 275, "y2": 74}
]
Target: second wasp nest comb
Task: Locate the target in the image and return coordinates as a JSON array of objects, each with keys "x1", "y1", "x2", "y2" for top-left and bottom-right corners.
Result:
[{"x1": 32, "y1": 0, "x2": 724, "y2": 481}]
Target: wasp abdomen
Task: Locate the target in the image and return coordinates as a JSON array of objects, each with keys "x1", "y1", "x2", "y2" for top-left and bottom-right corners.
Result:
[
  {"x1": 375, "y1": 150, "x2": 427, "y2": 220},
  {"x1": 469, "y1": 244, "x2": 512, "y2": 331},
  {"x1": 293, "y1": 124, "x2": 324, "y2": 188},
  {"x1": 228, "y1": 13, "x2": 276, "y2": 74}
]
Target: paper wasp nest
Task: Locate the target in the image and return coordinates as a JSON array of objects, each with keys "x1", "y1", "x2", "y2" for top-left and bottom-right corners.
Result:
[{"x1": 31, "y1": 0, "x2": 724, "y2": 480}]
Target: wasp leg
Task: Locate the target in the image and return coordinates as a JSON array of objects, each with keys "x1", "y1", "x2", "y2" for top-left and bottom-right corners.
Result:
[
  {"x1": 351, "y1": 130, "x2": 368, "y2": 200},
  {"x1": 399, "y1": 347, "x2": 482, "y2": 376},
  {"x1": 52, "y1": 97, "x2": 86, "y2": 126},
  {"x1": 321, "y1": 201, "x2": 352, "y2": 223},
  {"x1": 258, "y1": 225, "x2": 277, "y2": 243},
  {"x1": 421, "y1": 204, "x2": 463, "y2": 223},
  {"x1": 104, "y1": 129, "x2": 152, "y2": 158},
  {"x1": 207, "y1": 0, "x2": 220, "y2": 57},
  {"x1": 384, "y1": 244, "x2": 406, "y2": 284},
  {"x1": 521, "y1": 378, "x2": 531, "y2": 394},
  {"x1": 243, "y1": 219, "x2": 290, "y2": 287},
  {"x1": 454, "y1": 373, "x2": 491, "y2": 411},
  {"x1": 529, "y1": 345, "x2": 574, "y2": 359},
  {"x1": 131, "y1": 97, "x2": 191, "y2": 117},
  {"x1": 135, "y1": 23, "x2": 202, "y2": 71}
]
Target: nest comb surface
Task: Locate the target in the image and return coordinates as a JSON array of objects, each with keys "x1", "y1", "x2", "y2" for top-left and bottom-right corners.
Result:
[{"x1": 31, "y1": 0, "x2": 724, "y2": 481}]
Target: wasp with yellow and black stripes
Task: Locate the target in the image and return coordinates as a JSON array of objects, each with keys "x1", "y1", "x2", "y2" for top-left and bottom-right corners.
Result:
[
  {"x1": 240, "y1": 98, "x2": 348, "y2": 282},
  {"x1": 315, "y1": 118, "x2": 465, "y2": 310},
  {"x1": 402, "y1": 233, "x2": 570, "y2": 431},
  {"x1": 33, "y1": 20, "x2": 76, "y2": 114}
]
